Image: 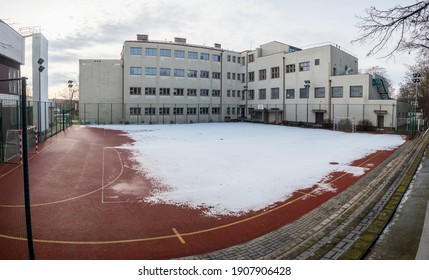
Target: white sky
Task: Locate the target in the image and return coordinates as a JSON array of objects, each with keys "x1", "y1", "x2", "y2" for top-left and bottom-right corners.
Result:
[{"x1": 1, "y1": 0, "x2": 419, "y2": 97}]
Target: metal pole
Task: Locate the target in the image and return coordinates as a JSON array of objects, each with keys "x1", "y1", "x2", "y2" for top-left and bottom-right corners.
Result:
[{"x1": 21, "y1": 77, "x2": 35, "y2": 260}]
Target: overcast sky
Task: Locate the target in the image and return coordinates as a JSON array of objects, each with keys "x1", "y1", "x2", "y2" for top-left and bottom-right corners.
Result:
[{"x1": 1, "y1": 0, "x2": 420, "y2": 97}]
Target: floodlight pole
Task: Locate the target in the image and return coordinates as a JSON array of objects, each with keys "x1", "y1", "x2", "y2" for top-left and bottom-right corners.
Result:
[{"x1": 21, "y1": 77, "x2": 35, "y2": 260}]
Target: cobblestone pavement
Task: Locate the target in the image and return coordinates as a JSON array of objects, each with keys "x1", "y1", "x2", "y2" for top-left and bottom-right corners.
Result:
[{"x1": 182, "y1": 132, "x2": 428, "y2": 260}]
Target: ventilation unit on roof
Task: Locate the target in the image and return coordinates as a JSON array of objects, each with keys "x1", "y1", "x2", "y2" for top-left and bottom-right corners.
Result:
[
  {"x1": 174, "y1": 37, "x2": 186, "y2": 43},
  {"x1": 137, "y1": 34, "x2": 148, "y2": 41},
  {"x1": 214, "y1": 43, "x2": 221, "y2": 48}
]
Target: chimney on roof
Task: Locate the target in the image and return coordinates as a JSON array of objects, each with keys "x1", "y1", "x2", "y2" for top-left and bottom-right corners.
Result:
[
  {"x1": 137, "y1": 34, "x2": 148, "y2": 41},
  {"x1": 214, "y1": 43, "x2": 221, "y2": 48}
]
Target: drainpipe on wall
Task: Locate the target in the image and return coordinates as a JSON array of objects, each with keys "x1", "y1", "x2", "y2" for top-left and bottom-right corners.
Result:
[{"x1": 282, "y1": 56, "x2": 286, "y2": 123}]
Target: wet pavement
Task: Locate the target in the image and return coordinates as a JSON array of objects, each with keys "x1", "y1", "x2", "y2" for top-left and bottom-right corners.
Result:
[{"x1": 365, "y1": 150, "x2": 429, "y2": 260}]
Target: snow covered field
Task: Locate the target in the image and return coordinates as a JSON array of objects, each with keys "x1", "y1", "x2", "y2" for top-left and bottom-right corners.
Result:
[{"x1": 98, "y1": 123, "x2": 405, "y2": 216}]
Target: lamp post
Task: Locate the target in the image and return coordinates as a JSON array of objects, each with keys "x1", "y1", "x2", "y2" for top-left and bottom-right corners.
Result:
[
  {"x1": 243, "y1": 85, "x2": 248, "y2": 120},
  {"x1": 412, "y1": 73, "x2": 421, "y2": 136},
  {"x1": 304, "y1": 80, "x2": 310, "y2": 126},
  {"x1": 37, "y1": 58, "x2": 45, "y2": 140}
]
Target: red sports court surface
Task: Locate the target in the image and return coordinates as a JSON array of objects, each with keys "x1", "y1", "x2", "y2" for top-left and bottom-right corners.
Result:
[{"x1": 0, "y1": 126, "x2": 399, "y2": 259}]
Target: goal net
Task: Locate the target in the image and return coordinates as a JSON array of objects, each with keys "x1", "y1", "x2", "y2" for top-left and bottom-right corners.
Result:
[
  {"x1": 333, "y1": 117, "x2": 356, "y2": 133},
  {"x1": 4, "y1": 126, "x2": 38, "y2": 164}
]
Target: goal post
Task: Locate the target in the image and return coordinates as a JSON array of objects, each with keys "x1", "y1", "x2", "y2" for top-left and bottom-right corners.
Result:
[
  {"x1": 333, "y1": 116, "x2": 356, "y2": 133},
  {"x1": 4, "y1": 126, "x2": 38, "y2": 164}
]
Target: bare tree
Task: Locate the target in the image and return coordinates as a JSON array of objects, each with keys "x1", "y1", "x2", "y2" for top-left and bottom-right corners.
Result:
[{"x1": 353, "y1": 1, "x2": 429, "y2": 57}]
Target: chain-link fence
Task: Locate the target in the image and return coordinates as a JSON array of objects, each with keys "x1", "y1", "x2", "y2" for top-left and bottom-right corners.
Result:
[
  {"x1": 0, "y1": 99, "x2": 76, "y2": 163},
  {"x1": 78, "y1": 101, "x2": 417, "y2": 133}
]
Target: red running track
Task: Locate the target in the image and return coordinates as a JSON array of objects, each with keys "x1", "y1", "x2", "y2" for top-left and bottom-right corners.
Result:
[{"x1": 0, "y1": 126, "x2": 400, "y2": 259}]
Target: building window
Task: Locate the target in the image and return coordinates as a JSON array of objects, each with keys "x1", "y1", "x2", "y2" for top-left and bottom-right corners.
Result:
[
  {"x1": 200, "y1": 89, "x2": 209, "y2": 96},
  {"x1": 160, "y1": 49, "x2": 171, "y2": 57},
  {"x1": 259, "y1": 69, "x2": 266, "y2": 80},
  {"x1": 248, "y1": 89, "x2": 255, "y2": 100},
  {"x1": 212, "y1": 107, "x2": 221, "y2": 114},
  {"x1": 249, "y1": 71, "x2": 255, "y2": 82},
  {"x1": 160, "y1": 68, "x2": 171, "y2": 76},
  {"x1": 350, "y1": 86, "x2": 363, "y2": 97},
  {"x1": 314, "y1": 87, "x2": 325, "y2": 98},
  {"x1": 159, "y1": 107, "x2": 170, "y2": 115},
  {"x1": 187, "y1": 70, "x2": 198, "y2": 78},
  {"x1": 187, "y1": 107, "x2": 197, "y2": 115},
  {"x1": 200, "y1": 107, "x2": 209, "y2": 114},
  {"x1": 232, "y1": 56, "x2": 236, "y2": 63},
  {"x1": 227, "y1": 90, "x2": 231, "y2": 97},
  {"x1": 145, "y1": 48, "x2": 157, "y2": 56},
  {"x1": 232, "y1": 107, "x2": 236, "y2": 115},
  {"x1": 173, "y1": 107, "x2": 184, "y2": 115},
  {"x1": 174, "y1": 88, "x2": 184, "y2": 96},
  {"x1": 187, "y1": 88, "x2": 197, "y2": 96},
  {"x1": 332, "y1": 86, "x2": 343, "y2": 98},
  {"x1": 232, "y1": 73, "x2": 236, "y2": 80},
  {"x1": 200, "y1": 53, "x2": 209, "y2": 60},
  {"x1": 259, "y1": 89, "x2": 266, "y2": 100},
  {"x1": 237, "y1": 57, "x2": 241, "y2": 64},
  {"x1": 145, "y1": 67, "x2": 156, "y2": 75},
  {"x1": 130, "y1": 67, "x2": 142, "y2": 75},
  {"x1": 188, "y1": 51, "x2": 198, "y2": 59},
  {"x1": 212, "y1": 72, "x2": 221, "y2": 79},
  {"x1": 315, "y1": 59, "x2": 320, "y2": 65},
  {"x1": 212, "y1": 90, "x2": 221, "y2": 96},
  {"x1": 237, "y1": 90, "x2": 241, "y2": 97},
  {"x1": 242, "y1": 57, "x2": 245, "y2": 65},
  {"x1": 227, "y1": 55, "x2": 231, "y2": 62},
  {"x1": 130, "y1": 47, "x2": 142, "y2": 55},
  {"x1": 145, "y1": 108, "x2": 156, "y2": 115},
  {"x1": 248, "y1": 53, "x2": 255, "y2": 63},
  {"x1": 271, "y1": 67, "x2": 280, "y2": 78},
  {"x1": 227, "y1": 107, "x2": 231, "y2": 115},
  {"x1": 286, "y1": 64, "x2": 295, "y2": 73},
  {"x1": 174, "y1": 50, "x2": 185, "y2": 58},
  {"x1": 237, "y1": 73, "x2": 241, "y2": 81},
  {"x1": 130, "y1": 107, "x2": 141, "y2": 115},
  {"x1": 299, "y1": 61, "x2": 310, "y2": 71},
  {"x1": 174, "y1": 69, "x2": 185, "y2": 77},
  {"x1": 212, "y1": 54, "x2": 221, "y2": 62},
  {"x1": 145, "y1": 87, "x2": 156, "y2": 95},
  {"x1": 286, "y1": 89, "x2": 295, "y2": 99},
  {"x1": 200, "y1": 71, "x2": 210, "y2": 78},
  {"x1": 300, "y1": 88, "x2": 309, "y2": 98},
  {"x1": 242, "y1": 73, "x2": 245, "y2": 83},
  {"x1": 130, "y1": 87, "x2": 142, "y2": 95},
  {"x1": 227, "y1": 72, "x2": 231, "y2": 79},
  {"x1": 160, "y1": 88, "x2": 170, "y2": 95},
  {"x1": 271, "y1": 88, "x2": 280, "y2": 99}
]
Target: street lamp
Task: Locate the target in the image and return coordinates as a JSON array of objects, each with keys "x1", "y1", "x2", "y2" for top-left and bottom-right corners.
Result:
[
  {"x1": 38, "y1": 58, "x2": 44, "y2": 140},
  {"x1": 412, "y1": 73, "x2": 421, "y2": 136},
  {"x1": 304, "y1": 80, "x2": 310, "y2": 126}
]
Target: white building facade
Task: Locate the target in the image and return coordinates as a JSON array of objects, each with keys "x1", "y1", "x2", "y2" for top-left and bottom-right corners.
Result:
[{"x1": 79, "y1": 35, "x2": 409, "y2": 130}]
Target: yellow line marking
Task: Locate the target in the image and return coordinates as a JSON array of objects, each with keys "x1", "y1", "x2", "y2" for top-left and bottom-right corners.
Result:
[
  {"x1": 297, "y1": 191, "x2": 317, "y2": 197},
  {"x1": 0, "y1": 147, "x2": 391, "y2": 245},
  {"x1": 172, "y1": 228, "x2": 186, "y2": 244}
]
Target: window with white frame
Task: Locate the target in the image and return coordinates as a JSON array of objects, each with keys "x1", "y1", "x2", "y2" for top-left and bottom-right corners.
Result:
[
  {"x1": 187, "y1": 107, "x2": 197, "y2": 115},
  {"x1": 271, "y1": 67, "x2": 280, "y2": 78},
  {"x1": 145, "y1": 87, "x2": 156, "y2": 95},
  {"x1": 159, "y1": 107, "x2": 170, "y2": 115},
  {"x1": 259, "y1": 89, "x2": 266, "y2": 100},
  {"x1": 212, "y1": 72, "x2": 221, "y2": 79},
  {"x1": 188, "y1": 51, "x2": 198, "y2": 59},
  {"x1": 160, "y1": 88, "x2": 170, "y2": 95},
  {"x1": 332, "y1": 86, "x2": 343, "y2": 98},
  {"x1": 160, "y1": 49, "x2": 171, "y2": 57},
  {"x1": 174, "y1": 88, "x2": 184, "y2": 96},
  {"x1": 174, "y1": 69, "x2": 185, "y2": 77},
  {"x1": 299, "y1": 61, "x2": 310, "y2": 71},
  {"x1": 174, "y1": 50, "x2": 185, "y2": 58},
  {"x1": 212, "y1": 107, "x2": 220, "y2": 114},
  {"x1": 200, "y1": 71, "x2": 209, "y2": 78},
  {"x1": 187, "y1": 88, "x2": 197, "y2": 96},
  {"x1": 286, "y1": 89, "x2": 295, "y2": 99},
  {"x1": 286, "y1": 64, "x2": 295, "y2": 73},
  {"x1": 145, "y1": 48, "x2": 157, "y2": 56},
  {"x1": 130, "y1": 107, "x2": 141, "y2": 115},
  {"x1": 200, "y1": 53, "x2": 209, "y2": 60},
  {"x1": 130, "y1": 67, "x2": 142, "y2": 75},
  {"x1": 259, "y1": 69, "x2": 266, "y2": 80},
  {"x1": 314, "y1": 87, "x2": 325, "y2": 98},
  {"x1": 350, "y1": 86, "x2": 363, "y2": 97},
  {"x1": 212, "y1": 54, "x2": 221, "y2": 62},
  {"x1": 248, "y1": 89, "x2": 255, "y2": 100},
  {"x1": 249, "y1": 71, "x2": 255, "y2": 82},
  {"x1": 200, "y1": 89, "x2": 209, "y2": 96},
  {"x1": 200, "y1": 107, "x2": 209, "y2": 114},
  {"x1": 145, "y1": 107, "x2": 155, "y2": 115},
  {"x1": 173, "y1": 107, "x2": 184, "y2": 115},
  {"x1": 130, "y1": 87, "x2": 142, "y2": 95},
  {"x1": 187, "y1": 70, "x2": 197, "y2": 78},
  {"x1": 130, "y1": 47, "x2": 142, "y2": 55},
  {"x1": 145, "y1": 67, "x2": 156, "y2": 75},
  {"x1": 160, "y1": 68, "x2": 171, "y2": 76},
  {"x1": 212, "y1": 89, "x2": 221, "y2": 96},
  {"x1": 271, "y1": 88, "x2": 280, "y2": 99}
]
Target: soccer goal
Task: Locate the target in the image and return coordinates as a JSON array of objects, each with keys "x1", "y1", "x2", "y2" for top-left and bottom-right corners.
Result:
[
  {"x1": 333, "y1": 116, "x2": 356, "y2": 133},
  {"x1": 4, "y1": 126, "x2": 38, "y2": 164}
]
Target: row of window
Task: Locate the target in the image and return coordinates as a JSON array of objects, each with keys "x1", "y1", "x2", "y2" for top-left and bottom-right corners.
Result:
[
  {"x1": 130, "y1": 86, "x2": 364, "y2": 99},
  {"x1": 248, "y1": 67, "x2": 280, "y2": 82},
  {"x1": 130, "y1": 67, "x2": 222, "y2": 79},
  {"x1": 130, "y1": 47, "x2": 221, "y2": 61},
  {"x1": 130, "y1": 107, "x2": 222, "y2": 116},
  {"x1": 130, "y1": 47, "x2": 245, "y2": 64},
  {"x1": 285, "y1": 59, "x2": 320, "y2": 73}
]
